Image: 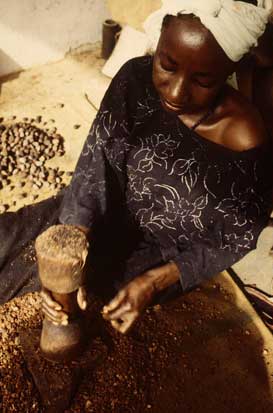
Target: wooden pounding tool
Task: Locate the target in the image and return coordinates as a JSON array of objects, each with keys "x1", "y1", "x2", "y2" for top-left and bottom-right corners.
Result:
[{"x1": 35, "y1": 225, "x2": 89, "y2": 362}]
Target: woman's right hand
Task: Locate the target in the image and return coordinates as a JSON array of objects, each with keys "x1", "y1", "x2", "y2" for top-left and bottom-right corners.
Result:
[{"x1": 40, "y1": 286, "x2": 87, "y2": 326}]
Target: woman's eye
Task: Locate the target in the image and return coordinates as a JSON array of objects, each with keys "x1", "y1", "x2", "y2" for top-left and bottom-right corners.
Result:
[
  {"x1": 160, "y1": 61, "x2": 175, "y2": 72},
  {"x1": 195, "y1": 79, "x2": 215, "y2": 88}
]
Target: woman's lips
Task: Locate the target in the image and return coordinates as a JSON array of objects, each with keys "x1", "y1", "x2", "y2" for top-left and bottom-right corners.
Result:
[{"x1": 160, "y1": 98, "x2": 187, "y2": 113}]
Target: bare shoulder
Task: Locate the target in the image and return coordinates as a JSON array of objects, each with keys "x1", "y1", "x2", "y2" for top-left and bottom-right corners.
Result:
[{"x1": 221, "y1": 86, "x2": 269, "y2": 152}]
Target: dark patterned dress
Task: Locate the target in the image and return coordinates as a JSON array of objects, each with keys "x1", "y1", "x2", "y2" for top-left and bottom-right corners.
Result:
[{"x1": 59, "y1": 56, "x2": 272, "y2": 295}]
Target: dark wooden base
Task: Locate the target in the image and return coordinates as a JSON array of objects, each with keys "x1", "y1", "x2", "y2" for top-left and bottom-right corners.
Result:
[{"x1": 20, "y1": 328, "x2": 108, "y2": 413}]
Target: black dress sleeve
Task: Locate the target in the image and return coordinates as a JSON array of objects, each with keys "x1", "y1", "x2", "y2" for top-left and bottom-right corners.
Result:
[
  {"x1": 167, "y1": 147, "x2": 273, "y2": 292},
  {"x1": 58, "y1": 60, "x2": 135, "y2": 228}
]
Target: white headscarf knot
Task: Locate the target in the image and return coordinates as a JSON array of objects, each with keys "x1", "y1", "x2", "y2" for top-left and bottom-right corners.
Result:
[{"x1": 143, "y1": 0, "x2": 272, "y2": 62}]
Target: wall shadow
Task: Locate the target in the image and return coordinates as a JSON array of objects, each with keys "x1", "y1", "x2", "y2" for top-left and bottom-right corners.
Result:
[{"x1": 0, "y1": 49, "x2": 22, "y2": 93}]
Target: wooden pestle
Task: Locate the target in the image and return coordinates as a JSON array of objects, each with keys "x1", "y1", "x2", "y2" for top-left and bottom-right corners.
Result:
[{"x1": 35, "y1": 225, "x2": 89, "y2": 362}]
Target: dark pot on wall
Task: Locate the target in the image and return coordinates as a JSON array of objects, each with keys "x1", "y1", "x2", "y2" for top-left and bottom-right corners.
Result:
[{"x1": 101, "y1": 19, "x2": 121, "y2": 59}]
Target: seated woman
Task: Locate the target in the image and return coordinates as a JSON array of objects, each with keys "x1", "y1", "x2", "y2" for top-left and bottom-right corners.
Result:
[{"x1": 1, "y1": 0, "x2": 273, "y2": 334}]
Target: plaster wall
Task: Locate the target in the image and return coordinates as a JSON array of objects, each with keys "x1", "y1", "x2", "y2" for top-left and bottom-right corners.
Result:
[
  {"x1": 107, "y1": 0, "x2": 161, "y2": 30},
  {"x1": 0, "y1": 0, "x2": 109, "y2": 77}
]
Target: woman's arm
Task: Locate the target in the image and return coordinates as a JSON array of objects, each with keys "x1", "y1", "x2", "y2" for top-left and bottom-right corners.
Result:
[
  {"x1": 41, "y1": 60, "x2": 137, "y2": 325},
  {"x1": 102, "y1": 261, "x2": 181, "y2": 334},
  {"x1": 103, "y1": 131, "x2": 272, "y2": 334},
  {"x1": 58, "y1": 59, "x2": 136, "y2": 229}
]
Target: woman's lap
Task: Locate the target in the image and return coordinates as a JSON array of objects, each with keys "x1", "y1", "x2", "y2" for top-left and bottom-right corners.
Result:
[
  {"x1": 0, "y1": 194, "x2": 62, "y2": 304},
  {"x1": 0, "y1": 191, "x2": 183, "y2": 306}
]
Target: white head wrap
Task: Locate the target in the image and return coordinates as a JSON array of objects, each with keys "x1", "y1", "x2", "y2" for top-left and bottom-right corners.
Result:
[
  {"x1": 257, "y1": 0, "x2": 273, "y2": 11},
  {"x1": 143, "y1": 0, "x2": 272, "y2": 62}
]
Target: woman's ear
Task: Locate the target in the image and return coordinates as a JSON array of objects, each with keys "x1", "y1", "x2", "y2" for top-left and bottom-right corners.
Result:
[
  {"x1": 223, "y1": 61, "x2": 237, "y2": 79},
  {"x1": 251, "y1": 24, "x2": 273, "y2": 68},
  {"x1": 228, "y1": 62, "x2": 238, "y2": 76},
  {"x1": 234, "y1": 53, "x2": 254, "y2": 72}
]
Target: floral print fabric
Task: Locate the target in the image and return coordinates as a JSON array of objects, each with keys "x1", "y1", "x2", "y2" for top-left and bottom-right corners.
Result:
[{"x1": 59, "y1": 56, "x2": 272, "y2": 292}]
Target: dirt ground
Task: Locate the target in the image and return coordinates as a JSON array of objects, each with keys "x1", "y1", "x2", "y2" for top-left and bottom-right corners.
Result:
[
  {"x1": 0, "y1": 273, "x2": 273, "y2": 413},
  {"x1": 0, "y1": 43, "x2": 104, "y2": 212},
  {"x1": 0, "y1": 46, "x2": 273, "y2": 412}
]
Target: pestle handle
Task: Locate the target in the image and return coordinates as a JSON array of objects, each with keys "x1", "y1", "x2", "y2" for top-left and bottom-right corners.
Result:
[
  {"x1": 35, "y1": 225, "x2": 89, "y2": 362},
  {"x1": 35, "y1": 225, "x2": 89, "y2": 294},
  {"x1": 51, "y1": 291, "x2": 81, "y2": 317}
]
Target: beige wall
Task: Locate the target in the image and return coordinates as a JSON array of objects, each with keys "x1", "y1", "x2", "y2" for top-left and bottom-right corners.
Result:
[
  {"x1": 107, "y1": 0, "x2": 162, "y2": 30},
  {"x1": 0, "y1": 0, "x2": 109, "y2": 77}
]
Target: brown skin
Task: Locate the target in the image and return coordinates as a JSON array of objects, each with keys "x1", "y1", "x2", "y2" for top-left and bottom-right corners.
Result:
[
  {"x1": 236, "y1": 23, "x2": 273, "y2": 138},
  {"x1": 42, "y1": 253, "x2": 180, "y2": 331},
  {"x1": 42, "y1": 16, "x2": 268, "y2": 334},
  {"x1": 102, "y1": 262, "x2": 180, "y2": 333},
  {"x1": 236, "y1": 21, "x2": 273, "y2": 207},
  {"x1": 251, "y1": 23, "x2": 273, "y2": 68},
  {"x1": 253, "y1": 67, "x2": 273, "y2": 140},
  {"x1": 153, "y1": 16, "x2": 267, "y2": 151}
]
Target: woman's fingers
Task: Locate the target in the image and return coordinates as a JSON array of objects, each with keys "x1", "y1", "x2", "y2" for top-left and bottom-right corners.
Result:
[
  {"x1": 40, "y1": 285, "x2": 88, "y2": 325},
  {"x1": 77, "y1": 286, "x2": 87, "y2": 310},
  {"x1": 110, "y1": 319, "x2": 122, "y2": 331},
  {"x1": 102, "y1": 276, "x2": 153, "y2": 333},
  {"x1": 102, "y1": 289, "x2": 138, "y2": 333},
  {"x1": 40, "y1": 288, "x2": 62, "y2": 311},
  {"x1": 118, "y1": 312, "x2": 138, "y2": 334},
  {"x1": 102, "y1": 290, "x2": 127, "y2": 315},
  {"x1": 42, "y1": 303, "x2": 68, "y2": 325},
  {"x1": 110, "y1": 311, "x2": 139, "y2": 334},
  {"x1": 43, "y1": 311, "x2": 68, "y2": 326},
  {"x1": 104, "y1": 301, "x2": 132, "y2": 321},
  {"x1": 41, "y1": 301, "x2": 68, "y2": 321},
  {"x1": 40, "y1": 287, "x2": 68, "y2": 325}
]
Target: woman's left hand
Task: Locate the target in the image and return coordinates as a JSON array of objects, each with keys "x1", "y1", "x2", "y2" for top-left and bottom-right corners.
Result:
[{"x1": 102, "y1": 273, "x2": 156, "y2": 334}]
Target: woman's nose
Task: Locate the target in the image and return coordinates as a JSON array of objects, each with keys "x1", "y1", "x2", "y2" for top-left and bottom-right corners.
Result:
[{"x1": 167, "y1": 75, "x2": 189, "y2": 105}]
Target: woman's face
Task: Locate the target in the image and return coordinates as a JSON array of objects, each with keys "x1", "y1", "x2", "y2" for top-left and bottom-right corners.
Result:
[{"x1": 153, "y1": 16, "x2": 235, "y2": 115}]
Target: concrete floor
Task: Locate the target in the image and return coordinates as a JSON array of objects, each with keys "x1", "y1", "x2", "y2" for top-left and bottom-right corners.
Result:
[
  {"x1": 233, "y1": 225, "x2": 273, "y2": 295},
  {"x1": 0, "y1": 43, "x2": 109, "y2": 212}
]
